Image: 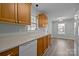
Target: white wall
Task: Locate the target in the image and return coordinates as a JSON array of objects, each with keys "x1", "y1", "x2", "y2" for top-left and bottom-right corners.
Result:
[
  {"x1": 47, "y1": 4, "x2": 76, "y2": 39},
  {"x1": 0, "y1": 23, "x2": 27, "y2": 34},
  {"x1": 47, "y1": 13, "x2": 75, "y2": 39},
  {"x1": 48, "y1": 16, "x2": 52, "y2": 34},
  {"x1": 49, "y1": 18, "x2": 75, "y2": 39}
]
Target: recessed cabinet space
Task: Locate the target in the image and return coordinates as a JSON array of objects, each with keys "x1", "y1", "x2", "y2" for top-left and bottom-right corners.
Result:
[
  {"x1": 37, "y1": 34, "x2": 51, "y2": 56},
  {"x1": 19, "y1": 40, "x2": 37, "y2": 56},
  {"x1": 0, "y1": 3, "x2": 31, "y2": 25},
  {"x1": 0, "y1": 3, "x2": 16, "y2": 23},
  {"x1": 38, "y1": 13, "x2": 48, "y2": 28},
  {"x1": 0, "y1": 47, "x2": 19, "y2": 56},
  {"x1": 17, "y1": 3, "x2": 31, "y2": 25}
]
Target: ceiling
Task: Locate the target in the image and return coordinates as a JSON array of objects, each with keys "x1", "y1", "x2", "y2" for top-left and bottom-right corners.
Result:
[{"x1": 32, "y1": 3, "x2": 79, "y2": 21}]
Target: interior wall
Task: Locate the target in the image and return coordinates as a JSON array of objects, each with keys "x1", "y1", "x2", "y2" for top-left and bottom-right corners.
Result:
[
  {"x1": 0, "y1": 23, "x2": 27, "y2": 34},
  {"x1": 47, "y1": 4, "x2": 76, "y2": 39},
  {"x1": 51, "y1": 18, "x2": 74, "y2": 39},
  {"x1": 48, "y1": 17, "x2": 52, "y2": 34}
]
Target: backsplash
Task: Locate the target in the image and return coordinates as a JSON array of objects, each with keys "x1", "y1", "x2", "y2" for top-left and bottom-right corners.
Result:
[
  {"x1": 0, "y1": 23, "x2": 48, "y2": 35},
  {"x1": 0, "y1": 23, "x2": 27, "y2": 34}
]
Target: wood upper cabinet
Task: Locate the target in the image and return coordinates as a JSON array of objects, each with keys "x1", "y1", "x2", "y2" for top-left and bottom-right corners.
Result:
[
  {"x1": 0, "y1": 3, "x2": 16, "y2": 23},
  {"x1": 17, "y1": 3, "x2": 31, "y2": 25},
  {"x1": 0, "y1": 4, "x2": 1, "y2": 18},
  {"x1": 0, "y1": 3, "x2": 31, "y2": 25},
  {"x1": 0, "y1": 47, "x2": 19, "y2": 56},
  {"x1": 38, "y1": 13, "x2": 48, "y2": 28}
]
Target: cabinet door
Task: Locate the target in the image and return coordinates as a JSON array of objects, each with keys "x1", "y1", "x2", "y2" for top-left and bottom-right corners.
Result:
[
  {"x1": 0, "y1": 3, "x2": 16, "y2": 23},
  {"x1": 38, "y1": 13, "x2": 48, "y2": 28},
  {"x1": 43, "y1": 35, "x2": 50, "y2": 54},
  {"x1": 37, "y1": 35, "x2": 51, "y2": 56},
  {"x1": 46, "y1": 36, "x2": 49, "y2": 49},
  {"x1": 17, "y1": 3, "x2": 31, "y2": 25},
  {"x1": 37, "y1": 38, "x2": 44, "y2": 56},
  {"x1": 44, "y1": 15, "x2": 48, "y2": 26},
  {"x1": 0, "y1": 4, "x2": 1, "y2": 18},
  {"x1": 0, "y1": 47, "x2": 19, "y2": 56},
  {"x1": 43, "y1": 36, "x2": 47, "y2": 51},
  {"x1": 49, "y1": 35, "x2": 51, "y2": 46},
  {"x1": 42, "y1": 37, "x2": 45, "y2": 54},
  {"x1": 38, "y1": 14, "x2": 44, "y2": 27}
]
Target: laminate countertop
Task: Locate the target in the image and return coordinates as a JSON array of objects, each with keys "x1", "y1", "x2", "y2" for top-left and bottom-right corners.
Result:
[{"x1": 0, "y1": 31, "x2": 50, "y2": 53}]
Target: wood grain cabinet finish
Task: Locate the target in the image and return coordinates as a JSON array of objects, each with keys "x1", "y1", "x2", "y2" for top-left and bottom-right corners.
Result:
[
  {"x1": 48, "y1": 35, "x2": 51, "y2": 46},
  {"x1": 17, "y1": 3, "x2": 31, "y2": 25},
  {"x1": 0, "y1": 4, "x2": 1, "y2": 18},
  {"x1": 43, "y1": 37, "x2": 47, "y2": 52},
  {"x1": 37, "y1": 37, "x2": 44, "y2": 56},
  {"x1": 37, "y1": 34, "x2": 51, "y2": 56},
  {"x1": 38, "y1": 13, "x2": 48, "y2": 28},
  {"x1": 0, "y1": 47, "x2": 19, "y2": 56},
  {"x1": 0, "y1": 3, "x2": 31, "y2": 25},
  {"x1": 0, "y1": 3, "x2": 16, "y2": 23},
  {"x1": 45, "y1": 36, "x2": 49, "y2": 49}
]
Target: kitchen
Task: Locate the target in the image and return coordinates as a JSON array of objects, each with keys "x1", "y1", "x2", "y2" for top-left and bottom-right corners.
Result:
[
  {"x1": 0, "y1": 3, "x2": 79, "y2": 56},
  {"x1": 0, "y1": 3, "x2": 52, "y2": 56}
]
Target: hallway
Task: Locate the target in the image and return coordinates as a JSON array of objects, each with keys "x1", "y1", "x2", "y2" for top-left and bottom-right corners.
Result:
[{"x1": 45, "y1": 39, "x2": 74, "y2": 56}]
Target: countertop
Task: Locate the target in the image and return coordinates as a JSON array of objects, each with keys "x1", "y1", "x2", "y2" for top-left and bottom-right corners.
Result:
[{"x1": 0, "y1": 31, "x2": 50, "y2": 53}]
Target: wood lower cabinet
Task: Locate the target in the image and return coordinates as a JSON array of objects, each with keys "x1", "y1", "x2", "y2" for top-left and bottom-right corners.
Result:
[
  {"x1": 37, "y1": 37, "x2": 44, "y2": 56},
  {"x1": 48, "y1": 34, "x2": 51, "y2": 46},
  {"x1": 0, "y1": 47, "x2": 19, "y2": 56},
  {"x1": 37, "y1": 34, "x2": 51, "y2": 56},
  {"x1": 43, "y1": 37, "x2": 47, "y2": 52}
]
